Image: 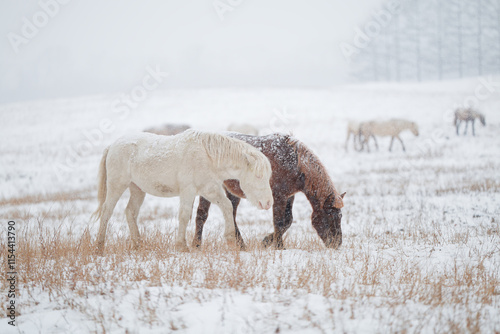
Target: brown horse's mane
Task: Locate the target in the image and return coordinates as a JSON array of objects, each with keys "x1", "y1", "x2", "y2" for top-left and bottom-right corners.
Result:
[{"x1": 287, "y1": 137, "x2": 344, "y2": 209}]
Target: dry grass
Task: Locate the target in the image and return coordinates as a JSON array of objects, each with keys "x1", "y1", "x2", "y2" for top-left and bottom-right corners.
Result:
[
  {"x1": 0, "y1": 188, "x2": 93, "y2": 207},
  {"x1": 1, "y1": 145, "x2": 499, "y2": 333},
  {"x1": 1, "y1": 201, "x2": 498, "y2": 333}
]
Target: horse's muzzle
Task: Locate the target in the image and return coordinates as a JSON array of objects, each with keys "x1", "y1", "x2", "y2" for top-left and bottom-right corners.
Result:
[
  {"x1": 258, "y1": 200, "x2": 272, "y2": 210},
  {"x1": 325, "y1": 234, "x2": 342, "y2": 249}
]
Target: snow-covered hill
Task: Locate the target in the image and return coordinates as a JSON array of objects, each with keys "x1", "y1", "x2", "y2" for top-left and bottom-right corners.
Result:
[{"x1": 1, "y1": 78, "x2": 499, "y2": 333}]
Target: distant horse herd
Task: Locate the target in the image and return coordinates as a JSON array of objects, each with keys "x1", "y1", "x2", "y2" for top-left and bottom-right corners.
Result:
[
  {"x1": 346, "y1": 107, "x2": 486, "y2": 152},
  {"x1": 92, "y1": 107, "x2": 486, "y2": 253}
]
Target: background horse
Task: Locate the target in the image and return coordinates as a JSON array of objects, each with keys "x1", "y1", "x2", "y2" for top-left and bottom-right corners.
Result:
[
  {"x1": 227, "y1": 123, "x2": 259, "y2": 136},
  {"x1": 144, "y1": 123, "x2": 190, "y2": 136},
  {"x1": 454, "y1": 108, "x2": 486, "y2": 136},
  {"x1": 359, "y1": 119, "x2": 419, "y2": 152},
  {"x1": 92, "y1": 130, "x2": 273, "y2": 253},
  {"x1": 193, "y1": 133, "x2": 345, "y2": 250}
]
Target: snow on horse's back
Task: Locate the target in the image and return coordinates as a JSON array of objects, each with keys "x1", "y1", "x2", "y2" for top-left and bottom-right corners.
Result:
[{"x1": 92, "y1": 129, "x2": 273, "y2": 253}]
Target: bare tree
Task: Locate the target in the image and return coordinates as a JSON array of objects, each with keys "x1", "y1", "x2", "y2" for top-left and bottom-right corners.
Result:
[
  {"x1": 437, "y1": 0, "x2": 443, "y2": 80},
  {"x1": 348, "y1": 0, "x2": 500, "y2": 82},
  {"x1": 478, "y1": 0, "x2": 483, "y2": 75},
  {"x1": 456, "y1": 0, "x2": 464, "y2": 78}
]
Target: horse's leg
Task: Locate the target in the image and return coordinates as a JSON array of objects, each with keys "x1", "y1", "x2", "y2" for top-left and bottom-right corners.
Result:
[
  {"x1": 263, "y1": 196, "x2": 295, "y2": 249},
  {"x1": 372, "y1": 135, "x2": 379, "y2": 151},
  {"x1": 472, "y1": 119, "x2": 476, "y2": 136},
  {"x1": 225, "y1": 190, "x2": 245, "y2": 250},
  {"x1": 125, "y1": 182, "x2": 146, "y2": 250},
  {"x1": 464, "y1": 120, "x2": 468, "y2": 135},
  {"x1": 96, "y1": 182, "x2": 129, "y2": 254},
  {"x1": 192, "y1": 196, "x2": 211, "y2": 248},
  {"x1": 344, "y1": 131, "x2": 350, "y2": 151},
  {"x1": 354, "y1": 132, "x2": 360, "y2": 151},
  {"x1": 389, "y1": 136, "x2": 395, "y2": 152},
  {"x1": 204, "y1": 189, "x2": 239, "y2": 248},
  {"x1": 397, "y1": 135, "x2": 406, "y2": 152},
  {"x1": 362, "y1": 134, "x2": 370, "y2": 152},
  {"x1": 176, "y1": 192, "x2": 196, "y2": 252}
]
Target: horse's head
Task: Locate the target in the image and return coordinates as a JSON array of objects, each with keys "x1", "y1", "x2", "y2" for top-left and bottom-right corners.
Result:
[
  {"x1": 411, "y1": 122, "x2": 419, "y2": 136},
  {"x1": 312, "y1": 192, "x2": 345, "y2": 249},
  {"x1": 479, "y1": 114, "x2": 486, "y2": 126},
  {"x1": 239, "y1": 150, "x2": 273, "y2": 210}
]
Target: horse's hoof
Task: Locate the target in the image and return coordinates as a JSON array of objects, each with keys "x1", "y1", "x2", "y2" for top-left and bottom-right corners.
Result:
[
  {"x1": 175, "y1": 243, "x2": 189, "y2": 252},
  {"x1": 262, "y1": 235, "x2": 274, "y2": 248},
  {"x1": 131, "y1": 241, "x2": 142, "y2": 251}
]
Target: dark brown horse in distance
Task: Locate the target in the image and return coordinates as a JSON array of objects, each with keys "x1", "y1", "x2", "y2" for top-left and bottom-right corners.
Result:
[
  {"x1": 454, "y1": 108, "x2": 486, "y2": 136},
  {"x1": 193, "y1": 133, "x2": 345, "y2": 250}
]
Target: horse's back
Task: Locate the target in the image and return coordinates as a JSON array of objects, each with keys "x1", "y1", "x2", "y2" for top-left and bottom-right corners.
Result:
[
  {"x1": 108, "y1": 131, "x2": 208, "y2": 197},
  {"x1": 347, "y1": 121, "x2": 360, "y2": 133}
]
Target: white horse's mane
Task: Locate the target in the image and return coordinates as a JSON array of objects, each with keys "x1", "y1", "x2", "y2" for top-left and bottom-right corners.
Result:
[{"x1": 185, "y1": 130, "x2": 269, "y2": 176}]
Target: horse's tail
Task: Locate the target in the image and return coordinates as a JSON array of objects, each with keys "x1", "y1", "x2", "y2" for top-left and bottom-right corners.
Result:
[{"x1": 91, "y1": 147, "x2": 109, "y2": 222}]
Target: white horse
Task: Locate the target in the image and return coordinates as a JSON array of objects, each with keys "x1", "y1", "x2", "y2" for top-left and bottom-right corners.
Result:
[{"x1": 92, "y1": 130, "x2": 273, "y2": 253}]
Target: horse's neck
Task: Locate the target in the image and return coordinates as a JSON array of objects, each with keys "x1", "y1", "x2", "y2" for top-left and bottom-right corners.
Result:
[
  {"x1": 304, "y1": 188, "x2": 323, "y2": 211},
  {"x1": 299, "y1": 160, "x2": 330, "y2": 211},
  {"x1": 215, "y1": 164, "x2": 243, "y2": 180}
]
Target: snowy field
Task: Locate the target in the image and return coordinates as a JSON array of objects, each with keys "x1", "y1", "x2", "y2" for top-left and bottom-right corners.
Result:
[{"x1": 1, "y1": 78, "x2": 500, "y2": 333}]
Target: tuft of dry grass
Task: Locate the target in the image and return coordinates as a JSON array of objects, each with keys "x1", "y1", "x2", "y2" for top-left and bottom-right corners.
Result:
[{"x1": 0, "y1": 189, "x2": 94, "y2": 207}]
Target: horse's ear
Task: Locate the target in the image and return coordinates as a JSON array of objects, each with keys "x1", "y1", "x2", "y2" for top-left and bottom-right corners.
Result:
[
  {"x1": 245, "y1": 152, "x2": 263, "y2": 177},
  {"x1": 245, "y1": 151, "x2": 257, "y2": 167},
  {"x1": 324, "y1": 193, "x2": 335, "y2": 208},
  {"x1": 325, "y1": 192, "x2": 344, "y2": 209}
]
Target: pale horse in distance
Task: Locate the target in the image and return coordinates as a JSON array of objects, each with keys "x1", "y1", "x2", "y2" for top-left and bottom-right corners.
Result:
[
  {"x1": 454, "y1": 108, "x2": 486, "y2": 136},
  {"x1": 144, "y1": 123, "x2": 190, "y2": 136},
  {"x1": 92, "y1": 130, "x2": 273, "y2": 253},
  {"x1": 227, "y1": 123, "x2": 259, "y2": 136},
  {"x1": 359, "y1": 119, "x2": 419, "y2": 152}
]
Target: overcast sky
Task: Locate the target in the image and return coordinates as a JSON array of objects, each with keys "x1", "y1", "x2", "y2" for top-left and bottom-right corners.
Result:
[{"x1": 0, "y1": 0, "x2": 384, "y2": 104}]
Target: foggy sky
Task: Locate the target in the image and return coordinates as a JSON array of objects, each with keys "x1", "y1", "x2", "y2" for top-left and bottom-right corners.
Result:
[{"x1": 0, "y1": 0, "x2": 384, "y2": 104}]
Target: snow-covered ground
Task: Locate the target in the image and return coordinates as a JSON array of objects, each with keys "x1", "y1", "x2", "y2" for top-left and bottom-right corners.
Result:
[{"x1": 1, "y1": 78, "x2": 499, "y2": 333}]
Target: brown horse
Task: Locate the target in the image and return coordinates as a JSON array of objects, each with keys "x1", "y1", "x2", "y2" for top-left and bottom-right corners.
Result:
[{"x1": 193, "y1": 133, "x2": 345, "y2": 250}]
